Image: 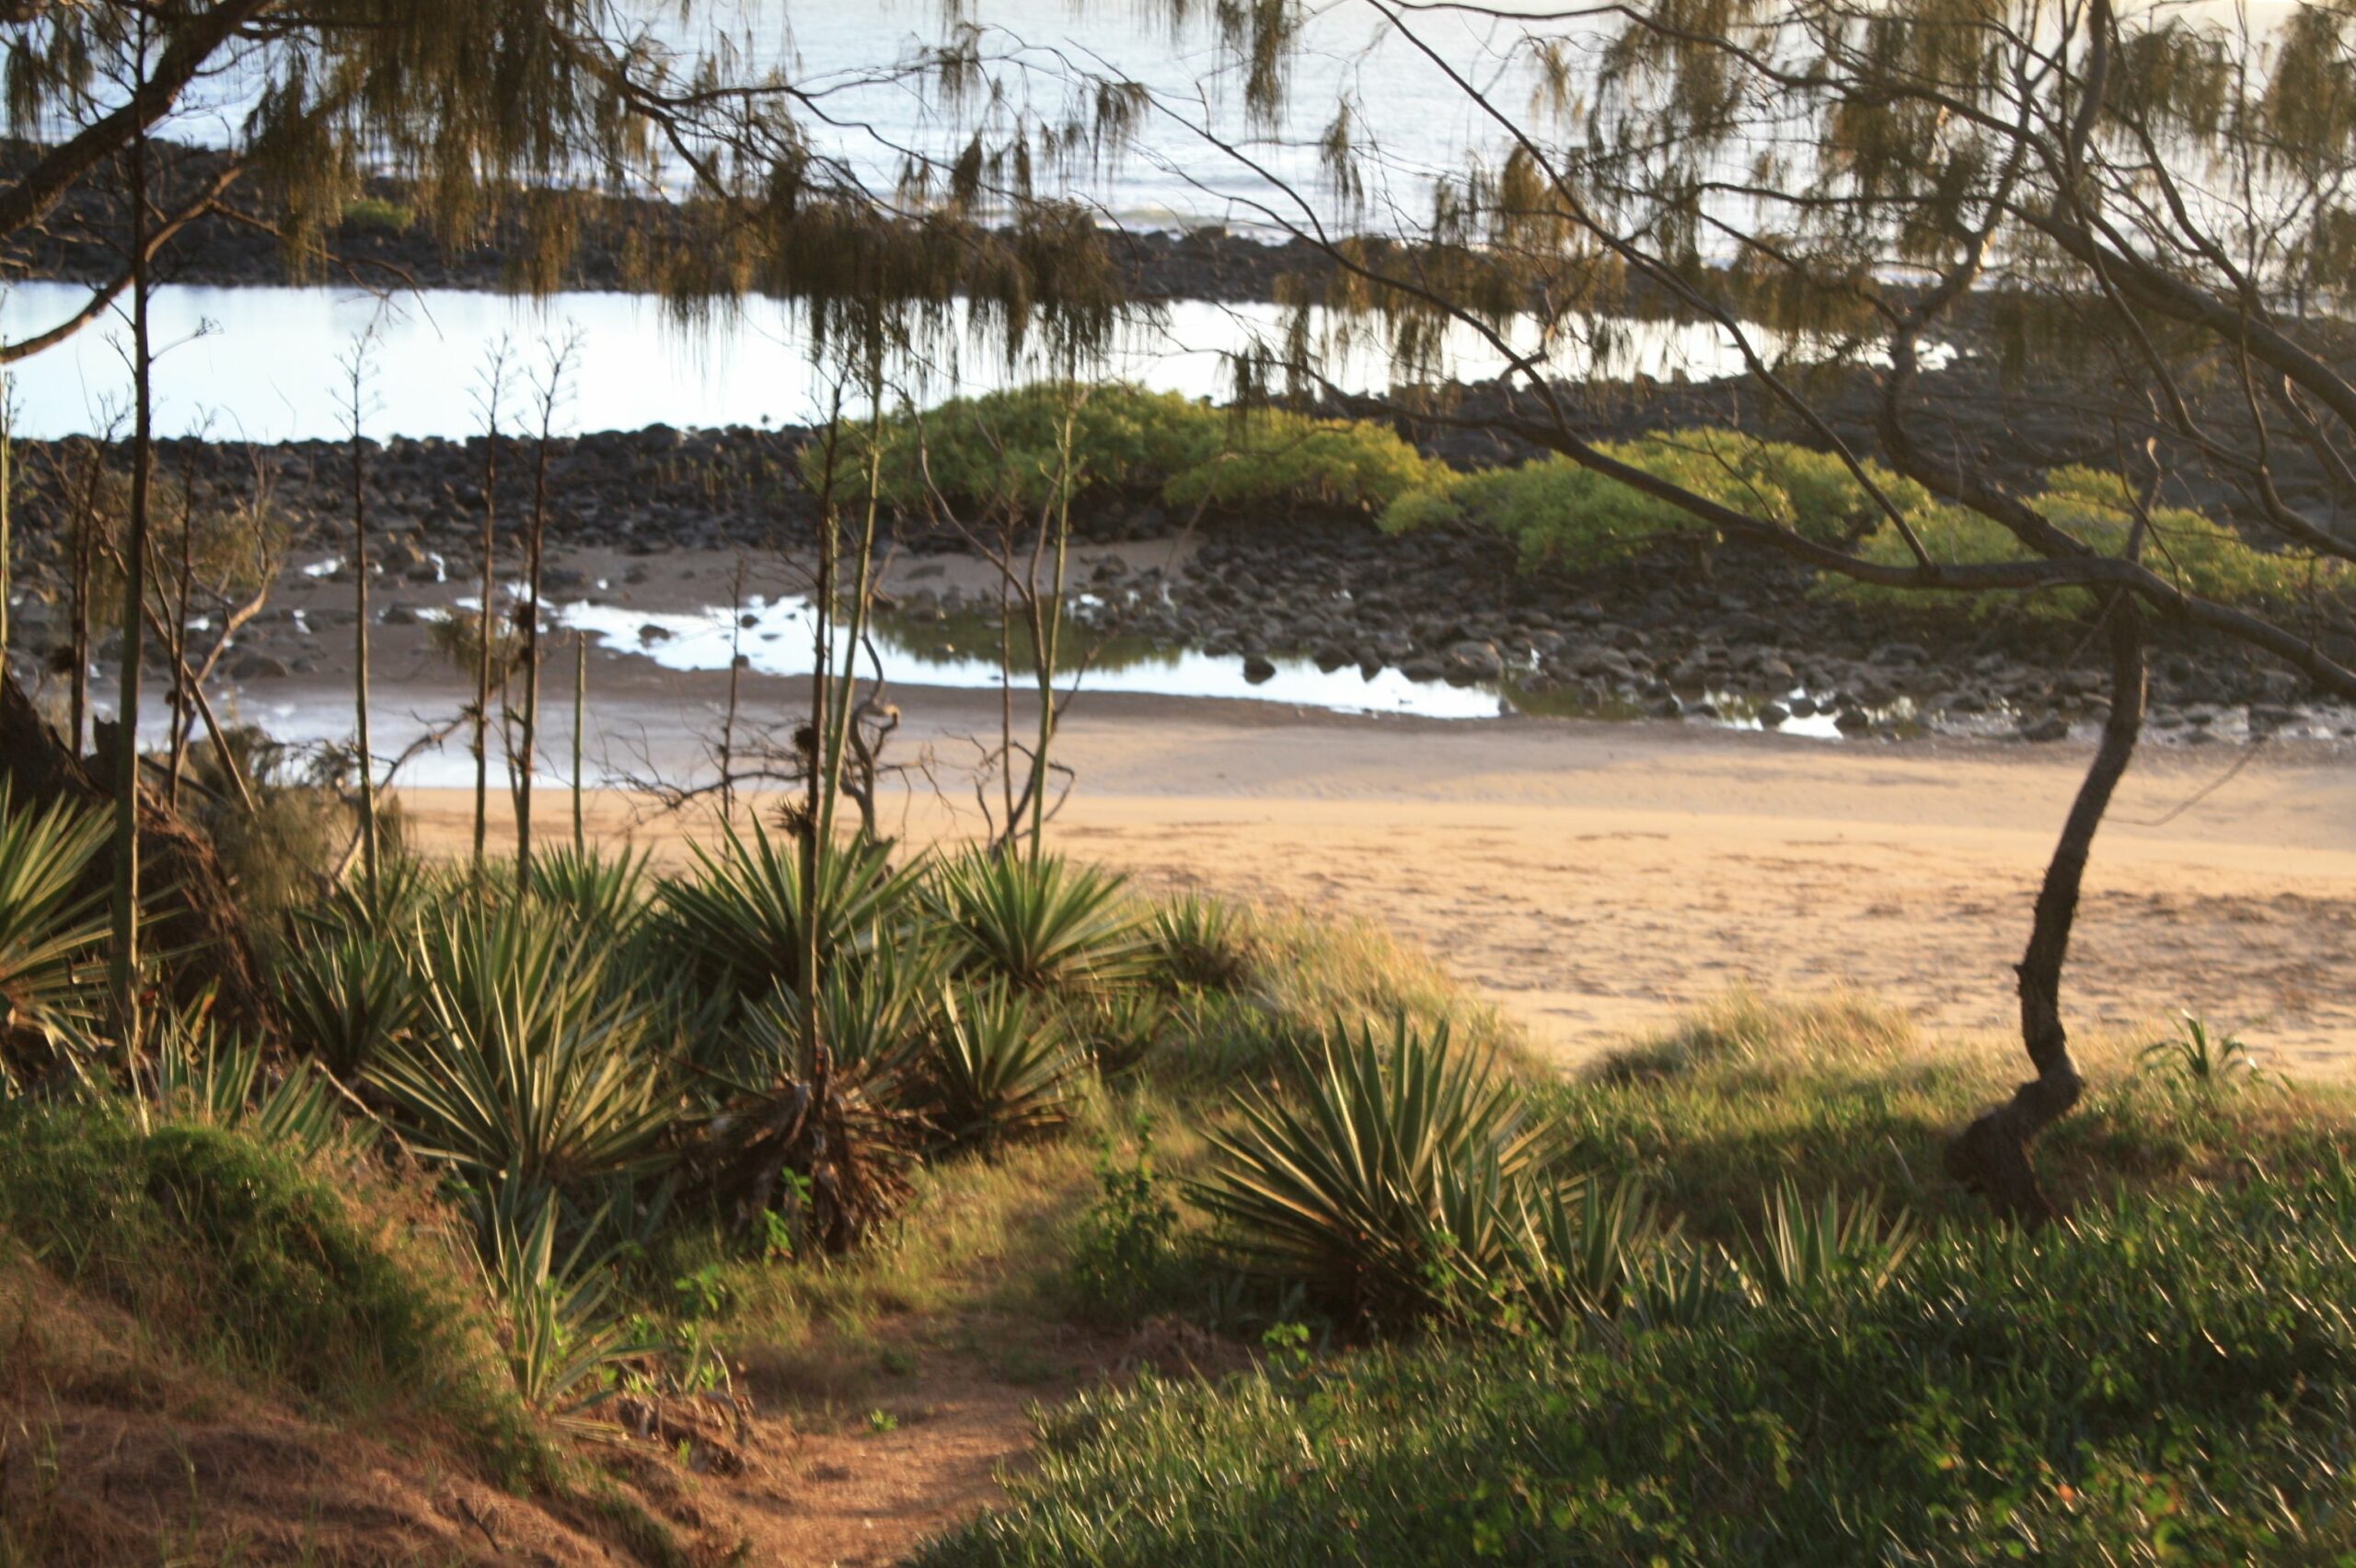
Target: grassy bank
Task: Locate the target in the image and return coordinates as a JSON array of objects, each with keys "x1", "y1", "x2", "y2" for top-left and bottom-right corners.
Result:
[{"x1": 920, "y1": 997, "x2": 2356, "y2": 1565}]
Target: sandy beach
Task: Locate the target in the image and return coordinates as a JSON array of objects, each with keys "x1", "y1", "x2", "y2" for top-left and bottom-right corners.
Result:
[{"x1": 391, "y1": 677, "x2": 2356, "y2": 1076}]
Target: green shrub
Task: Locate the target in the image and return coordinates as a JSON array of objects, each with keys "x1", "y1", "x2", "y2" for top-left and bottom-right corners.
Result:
[
  {"x1": 341, "y1": 194, "x2": 416, "y2": 232},
  {"x1": 1378, "y1": 428, "x2": 1903, "y2": 569},
  {"x1": 1064, "y1": 1115, "x2": 1185, "y2": 1322},
  {"x1": 1832, "y1": 465, "x2": 2342, "y2": 617},
  {"x1": 820, "y1": 383, "x2": 1438, "y2": 520},
  {"x1": 0, "y1": 1101, "x2": 551, "y2": 1484},
  {"x1": 1161, "y1": 414, "x2": 1438, "y2": 515}
]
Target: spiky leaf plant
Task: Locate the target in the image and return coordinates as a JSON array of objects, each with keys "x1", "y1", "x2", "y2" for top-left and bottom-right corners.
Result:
[
  {"x1": 151, "y1": 989, "x2": 357, "y2": 1163},
  {"x1": 1487, "y1": 1173, "x2": 1673, "y2": 1334},
  {"x1": 930, "y1": 980, "x2": 1087, "y2": 1148},
  {"x1": 527, "y1": 843, "x2": 651, "y2": 937},
  {"x1": 930, "y1": 851, "x2": 1150, "y2": 994},
  {"x1": 1741, "y1": 1179, "x2": 1920, "y2": 1306},
  {"x1": 366, "y1": 905, "x2": 675, "y2": 1190},
  {"x1": 274, "y1": 930, "x2": 420, "y2": 1078},
  {"x1": 655, "y1": 821, "x2": 924, "y2": 1001},
  {"x1": 1063, "y1": 986, "x2": 1171, "y2": 1079},
  {"x1": 294, "y1": 848, "x2": 442, "y2": 945},
  {"x1": 726, "y1": 935, "x2": 952, "y2": 1091},
  {"x1": 1190, "y1": 1016, "x2": 1559, "y2": 1325},
  {"x1": 1149, "y1": 893, "x2": 1251, "y2": 992},
  {"x1": 2140, "y1": 1011, "x2": 2262, "y2": 1089},
  {"x1": 481, "y1": 1185, "x2": 661, "y2": 1421},
  {"x1": 0, "y1": 785, "x2": 110, "y2": 1087}
]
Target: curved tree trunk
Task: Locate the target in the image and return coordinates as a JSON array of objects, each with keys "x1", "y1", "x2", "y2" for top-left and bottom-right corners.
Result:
[{"x1": 1946, "y1": 599, "x2": 2147, "y2": 1225}]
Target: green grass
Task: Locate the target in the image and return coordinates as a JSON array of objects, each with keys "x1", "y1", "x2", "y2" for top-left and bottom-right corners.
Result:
[
  {"x1": 1553, "y1": 989, "x2": 2346, "y2": 1243},
  {"x1": 0, "y1": 1099, "x2": 559, "y2": 1490},
  {"x1": 917, "y1": 996, "x2": 2356, "y2": 1566}
]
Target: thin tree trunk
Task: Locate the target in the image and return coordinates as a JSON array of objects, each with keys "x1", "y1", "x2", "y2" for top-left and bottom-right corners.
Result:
[
  {"x1": 572, "y1": 628, "x2": 586, "y2": 854},
  {"x1": 109, "y1": 97, "x2": 156, "y2": 1043},
  {"x1": 515, "y1": 352, "x2": 563, "y2": 884},
  {"x1": 820, "y1": 402, "x2": 885, "y2": 846},
  {"x1": 721, "y1": 556, "x2": 745, "y2": 822},
  {"x1": 474, "y1": 401, "x2": 501, "y2": 879},
  {"x1": 69, "y1": 446, "x2": 95, "y2": 758},
  {"x1": 1946, "y1": 598, "x2": 2147, "y2": 1225},
  {"x1": 0, "y1": 382, "x2": 12, "y2": 670},
  {"x1": 163, "y1": 489, "x2": 194, "y2": 808},
  {"x1": 1024, "y1": 390, "x2": 1079, "y2": 858},
  {"x1": 348, "y1": 348, "x2": 379, "y2": 911}
]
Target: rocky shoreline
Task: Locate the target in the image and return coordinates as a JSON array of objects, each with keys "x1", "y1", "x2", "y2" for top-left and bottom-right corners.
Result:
[
  {"x1": 0, "y1": 138, "x2": 1388, "y2": 308},
  {"x1": 5, "y1": 422, "x2": 2349, "y2": 749}
]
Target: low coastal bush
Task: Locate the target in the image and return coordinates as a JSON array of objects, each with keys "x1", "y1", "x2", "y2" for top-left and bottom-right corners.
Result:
[
  {"x1": 821, "y1": 383, "x2": 1440, "y2": 520},
  {"x1": 1379, "y1": 427, "x2": 1904, "y2": 567},
  {"x1": 1831, "y1": 465, "x2": 2343, "y2": 617}
]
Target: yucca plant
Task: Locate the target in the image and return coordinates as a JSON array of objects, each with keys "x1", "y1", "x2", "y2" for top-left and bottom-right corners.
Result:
[
  {"x1": 929, "y1": 980, "x2": 1087, "y2": 1148},
  {"x1": 481, "y1": 1185, "x2": 661, "y2": 1421},
  {"x1": 527, "y1": 843, "x2": 651, "y2": 936},
  {"x1": 1490, "y1": 1173, "x2": 1672, "y2": 1333},
  {"x1": 1062, "y1": 986, "x2": 1171, "y2": 1079},
  {"x1": 0, "y1": 784, "x2": 112, "y2": 1087},
  {"x1": 1149, "y1": 893, "x2": 1251, "y2": 992},
  {"x1": 728, "y1": 936, "x2": 951, "y2": 1090},
  {"x1": 366, "y1": 905, "x2": 676, "y2": 1190},
  {"x1": 929, "y1": 851, "x2": 1150, "y2": 994},
  {"x1": 1741, "y1": 1179, "x2": 1920, "y2": 1306},
  {"x1": 274, "y1": 929, "x2": 420, "y2": 1078},
  {"x1": 1190, "y1": 1016, "x2": 1558, "y2": 1325},
  {"x1": 294, "y1": 847, "x2": 443, "y2": 945},
  {"x1": 151, "y1": 991, "x2": 358, "y2": 1163},
  {"x1": 2140, "y1": 1011, "x2": 2262, "y2": 1088},
  {"x1": 655, "y1": 821, "x2": 924, "y2": 1001}
]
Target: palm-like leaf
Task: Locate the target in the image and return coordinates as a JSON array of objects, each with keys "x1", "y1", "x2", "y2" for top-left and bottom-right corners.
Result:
[
  {"x1": 1190, "y1": 1016, "x2": 1556, "y2": 1323},
  {"x1": 0, "y1": 784, "x2": 111, "y2": 1082},
  {"x1": 366, "y1": 905, "x2": 676, "y2": 1189},
  {"x1": 655, "y1": 822, "x2": 924, "y2": 1001},
  {"x1": 930, "y1": 851, "x2": 1149, "y2": 993},
  {"x1": 1149, "y1": 894, "x2": 1251, "y2": 991},
  {"x1": 153, "y1": 991, "x2": 357, "y2": 1162},
  {"x1": 728, "y1": 935, "x2": 951, "y2": 1092},
  {"x1": 527, "y1": 843, "x2": 652, "y2": 936},
  {"x1": 481, "y1": 1185, "x2": 662, "y2": 1419},
  {"x1": 275, "y1": 931, "x2": 420, "y2": 1078},
  {"x1": 1742, "y1": 1179, "x2": 1920, "y2": 1304},
  {"x1": 930, "y1": 981, "x2": 1085, "y2": 1147}
]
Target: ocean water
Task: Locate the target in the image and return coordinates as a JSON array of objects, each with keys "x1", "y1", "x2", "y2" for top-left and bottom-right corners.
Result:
[{"x1": 0, "y1": 282, "x2": 1807, "y2": 441}]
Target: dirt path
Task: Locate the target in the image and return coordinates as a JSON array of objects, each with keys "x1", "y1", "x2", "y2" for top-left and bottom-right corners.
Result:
[{"x1": 722, "y1": 1356, "x2": 1046, "y2": 1568}]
